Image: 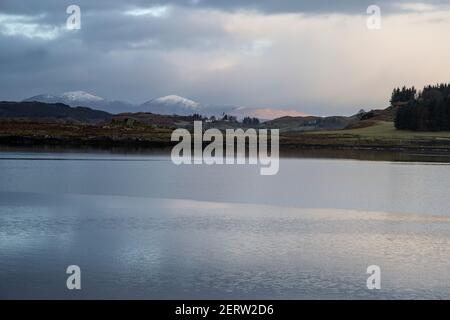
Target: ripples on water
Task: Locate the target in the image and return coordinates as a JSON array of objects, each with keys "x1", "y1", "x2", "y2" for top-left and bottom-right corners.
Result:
[{"x1": 0, "y1": 151, "x2": 449, "y2": 299}]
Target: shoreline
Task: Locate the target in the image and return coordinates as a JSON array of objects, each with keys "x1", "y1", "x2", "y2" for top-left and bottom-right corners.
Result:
[
  {"x1": 1, "y1": 137, "x2": 450, "y2": 163},
  {"x1": 1, "y1": 119, "x2": 449, "y2": 162},
  {"x1": 1, "y1": 133, "x2": 450, "y2": 152}
]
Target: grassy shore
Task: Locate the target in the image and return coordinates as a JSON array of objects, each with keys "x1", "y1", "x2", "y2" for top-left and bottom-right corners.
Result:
[
  {"x1": 279, "y1": 121, "x2": 450, "y2": 152},
  {"x1": 0, "y1": 120, "x2": 175, "y2": 148},
  {"x1": 313, "y1": 121, "x2": 450, "y2": 139},
  {"x1": 1, "y1": 120, "x2": 450, "y2": 153}
]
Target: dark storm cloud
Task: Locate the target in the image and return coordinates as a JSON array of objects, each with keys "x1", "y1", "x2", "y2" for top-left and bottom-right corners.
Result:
[{"x1": 0, "y1": 4, "x2": 233, "y2": 102}]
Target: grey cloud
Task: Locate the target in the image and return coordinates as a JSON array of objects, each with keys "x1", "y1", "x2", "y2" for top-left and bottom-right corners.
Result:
[
  {"x1": 78, "y1": 7, "x2": 231, "y2": 51},
  {"x1": 1, "y1": 1, "x2": 450, "y2": 15},
  {"x1": 1, "y1": 1, "x2": 450, "y2": 116},
  {"x1": 1, "y1": 1, "x2": 450, "y2": 18},
  {"x1": 0, "y1": 4, "x2": 236, "y2": 102}
]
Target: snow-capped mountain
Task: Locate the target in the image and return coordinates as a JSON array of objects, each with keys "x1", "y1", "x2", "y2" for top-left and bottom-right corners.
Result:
[
  {"x1": 24, "y1": 91, "x2": 135, "y2": 114},
  {"x1": 25, "y1": 91, "x2": 104, "y2": 104},
  {"x1": 151, "y1": 95, "x2": 201, "y2": 109},
  {"x1": 140, "y1": 95, "x2": 203, "y2": 116},
  {"x1": 140, "y1": 95, "x2": 306, "y2": 120},
  {"x1": 60, "y1": 91, "x2": 105, "y2": 102}
]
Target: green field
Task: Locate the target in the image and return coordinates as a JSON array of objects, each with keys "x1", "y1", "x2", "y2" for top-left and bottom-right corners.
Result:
[{"x1": 311, "y1": 121, "x2": 450, "y2": 141}]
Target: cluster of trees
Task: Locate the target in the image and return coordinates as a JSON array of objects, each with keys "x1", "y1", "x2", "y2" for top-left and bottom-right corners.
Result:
[
  {"x1": 242, "y1": 116, "x2": 260, "y2": 125},
  {"x1": 192, "y1": 113, "x2": 206, "y2": 120},
  {"x1": 191, "y1": 113, "x2": 260, "y2": 125},
  {"x1": 395, "y1": 83, "x2": 450, "y2": 131},
  {"x1": 221, "y1": 113, "x2": 238, "y2": 122},
  {"x1": 390, "y1": 86, "x2": 417, "y2": 104}
]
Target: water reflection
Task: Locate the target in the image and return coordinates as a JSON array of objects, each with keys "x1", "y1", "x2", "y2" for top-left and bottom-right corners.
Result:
[{"x1": 1, "y1": 194, "x2": 449, "y2": 299}]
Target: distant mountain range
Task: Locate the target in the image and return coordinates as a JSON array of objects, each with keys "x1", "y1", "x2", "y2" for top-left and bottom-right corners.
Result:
[
  {"x1": 23, "y1": 91, "x2": 308, "y2": 120},
  {"x1": 1, "y1": 99, "x2": 395, "y2": 134}
]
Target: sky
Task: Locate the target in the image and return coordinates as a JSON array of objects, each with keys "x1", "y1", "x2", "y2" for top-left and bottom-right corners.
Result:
[{"x1": 1, "y1": 1, "x2": 450, "y2": 115}]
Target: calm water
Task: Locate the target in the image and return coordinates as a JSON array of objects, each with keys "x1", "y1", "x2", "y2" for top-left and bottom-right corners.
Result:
[{"x1": 0, "y1": 150, "x2": 449, "y2": 299}]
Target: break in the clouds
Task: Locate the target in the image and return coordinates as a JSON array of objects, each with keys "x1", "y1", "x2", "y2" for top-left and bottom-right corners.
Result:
[{"x1": 1, "y1": 1, "x2": 450, "y2": 115}]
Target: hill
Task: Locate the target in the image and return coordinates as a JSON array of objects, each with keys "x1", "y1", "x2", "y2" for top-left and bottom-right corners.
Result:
[
  {"x1": 264, "y1": 115, "x2": 355, "y2": 132},
  {"x1": 0, "y1": 101, "x2": 112, "y2": 123},
  {"x1": 24, "y1": 91, "x2": 136, "y2": 114}
]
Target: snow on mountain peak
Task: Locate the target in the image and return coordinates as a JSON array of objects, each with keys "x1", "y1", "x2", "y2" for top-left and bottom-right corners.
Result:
[
  {"x1": 152, "y1": 95, "x2": 201, "y2": 109},
  {"x1": 60, "y1": 91, "x2": 105, "y2": 102}
]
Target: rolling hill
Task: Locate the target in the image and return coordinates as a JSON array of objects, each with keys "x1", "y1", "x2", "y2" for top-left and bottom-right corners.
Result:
[{"x1": 0, "y1": 101, "x2": 112, "y2": 123}]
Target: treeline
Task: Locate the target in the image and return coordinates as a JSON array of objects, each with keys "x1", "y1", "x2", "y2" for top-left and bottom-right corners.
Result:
[
  {"x1": 394, "y1": 83, "x2": 450, "y2": 131},
  {"x1": 242, "y1": 116, "x2": 260, "y2": 125},
  {"x1": 391, "y1": 86, "x2": 416, "y2": 104},
  {"x1": 192, "y1": 113, "x2": 260, "y2": 124}
]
